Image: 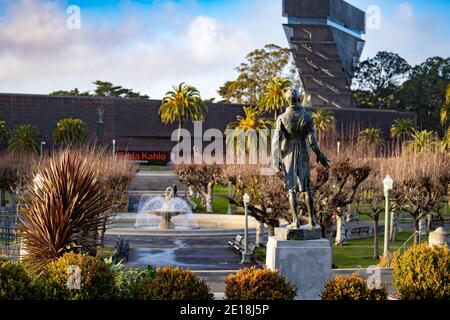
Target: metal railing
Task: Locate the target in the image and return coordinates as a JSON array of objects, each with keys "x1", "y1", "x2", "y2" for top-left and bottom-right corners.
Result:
[
  {"x1": 399, "y1": 231, "x2": 421, "y2": 254},
  {"x1": 0, "y1": 216, "x2": 21, "y2": 260},
  {"x1": 384, "y1": 231, "x2": 421, "y2": 267}
]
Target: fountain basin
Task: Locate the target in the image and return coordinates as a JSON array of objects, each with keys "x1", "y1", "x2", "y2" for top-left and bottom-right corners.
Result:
[
  {"x1": 108, "y1": 213, "x2": 268, "y2": 237},
  {"x1": 146, "y1": 211, "x2": 183, "y2": 230},
  {"x1": 134, "y1": 188, "x2": 198, "y2": 230}
]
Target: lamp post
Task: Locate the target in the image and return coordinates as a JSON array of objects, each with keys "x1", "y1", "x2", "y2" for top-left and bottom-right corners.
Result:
[
  {"x1": 112, "y1": 139, "x2": 116, "y2": 160},
  {"x1": 227, "y1": 181, "x2": 232, "y2": 215},
  {"x1": 383, "y1": 175, "x2": 393, "y2": 256},
  {"x1": 40, "y1": 141, "x2": 46, "y2": 162},
  {"x1": 241, "y1": 193, "x2": 252, "y2": 264}
]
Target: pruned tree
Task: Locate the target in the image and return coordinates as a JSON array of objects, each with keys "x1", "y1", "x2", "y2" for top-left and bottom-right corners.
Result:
[
  {"x1": 0, "y1": 154, "x2": 20, "y2": 206},
  {"x1": 355, "y1": 162, "x2": 385, "y2": 258},
  {"x1": 221, "y1": 165, "x2": 290, "y2": 236},
  {"x1": 308, "y1": 159, "x2": 372, "y2": 238},
  {"x1": 174, "y1": 164, "x2": 222, "y2": 213},
  {"x1": 384, "y1": 152, "x2": 450, "y2": 243}
]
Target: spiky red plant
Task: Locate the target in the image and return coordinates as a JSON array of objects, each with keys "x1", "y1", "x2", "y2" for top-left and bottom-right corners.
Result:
[{"x1": 20, "y1": 150, "x2": 114, "y2": 273}]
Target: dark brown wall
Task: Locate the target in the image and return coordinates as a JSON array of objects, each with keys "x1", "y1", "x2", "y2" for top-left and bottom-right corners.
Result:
[
  {"x1": 0, "y1": 93, "x2": 416, "y2": 154},
  {"x1": 0, "y1": 93, "x2": 246, "y2": 152}
]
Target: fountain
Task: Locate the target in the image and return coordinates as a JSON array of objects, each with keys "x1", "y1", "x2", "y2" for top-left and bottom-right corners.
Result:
[{"x1": 134, "y1": 187, "x2": 198, "y2": 230}]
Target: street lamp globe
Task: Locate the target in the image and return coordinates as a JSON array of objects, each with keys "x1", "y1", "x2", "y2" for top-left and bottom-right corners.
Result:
[
  {"x1": 243, "y1": 193, "x2": 250, "y2": 206},
  {"x1": 383, "y1": 175, "x2": 393, "y2": 192}
]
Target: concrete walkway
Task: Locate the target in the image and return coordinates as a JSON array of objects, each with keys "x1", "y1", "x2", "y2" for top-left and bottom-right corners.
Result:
[
  {"x1": 107, "y1": 232, "x2": 396, "y2": 297},
  {"x1": 113, "y1": 234, "x2": 256, "y2": 271}
]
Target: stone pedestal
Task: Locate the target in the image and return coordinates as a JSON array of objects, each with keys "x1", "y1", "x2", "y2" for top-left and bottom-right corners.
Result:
[
  {"x1": 275, "y1": 224, "x2": 322, "y2": 241},
  {"x1": 266, "y1": 234, "x2": 331, "y2": 300},
  {"x1": 429, "y1": 227, "x2": 450, "y2": 246}
]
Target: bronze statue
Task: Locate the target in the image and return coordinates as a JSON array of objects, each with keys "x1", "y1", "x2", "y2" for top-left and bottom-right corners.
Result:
[{"x1": 272, "y1": 89, "x2": 329, "y2": 229}]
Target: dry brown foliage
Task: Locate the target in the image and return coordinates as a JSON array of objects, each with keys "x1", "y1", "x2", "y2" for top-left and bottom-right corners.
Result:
[{"x1": 19, "y1": 148, "x2": 137, "y2": 272}]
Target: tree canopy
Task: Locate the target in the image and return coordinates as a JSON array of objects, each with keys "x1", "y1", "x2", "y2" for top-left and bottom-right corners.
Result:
[
  {"x1": 353, "y1": 51, "x2": 411, "y2": 110},
  {"x1": 53, "y1": 118, "x2": 89, "y2": 147},
  {"x1": 218, "y1": 44, "x2": 292, "y2": 104},
  {"x1": 50, "y1": 81, "x2": 149, "y2": 99},
  {"x1": 395, "y1": 57, "x2": 450, "y2": 134},
  {"x1": 353, "y1": 51, "x2": 450, "y2": 134},
  {"x1": 159, "y1": 83, "x2": 207, "y2": 142}
]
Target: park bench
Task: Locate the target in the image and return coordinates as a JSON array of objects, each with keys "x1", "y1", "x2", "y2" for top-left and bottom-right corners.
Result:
[
  {"x1": 330, "y1": 229, "x2": 348, "y2": 241},
  {"x1": 377, "y1": 225, "x2": 385, "y2": 236},
  {"x1": 228, "y1": 235, "x2": 256, "y2": 256},
  {"x1": 228, "y1": 235, "x2": 243, "y2": 251},
  {"x1": 433, "y1": 214, "x2": 450, "y2": 228},
  {"x1": 350, "y1": 226, "x2": 370, "y2": 239}
]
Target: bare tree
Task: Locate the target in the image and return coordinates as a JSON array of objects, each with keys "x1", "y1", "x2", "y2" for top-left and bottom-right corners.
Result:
[
  {"x1": 222, "y1": 165, "x2": 290, "y2": 236},
  {"x1": 175, "y1": 164, "x2": 222, "y2": 213}
]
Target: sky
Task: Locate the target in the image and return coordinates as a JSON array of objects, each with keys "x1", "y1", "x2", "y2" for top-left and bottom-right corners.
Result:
[{"x1": 0, "y1": 0, "x2": 449, "y2": 99}]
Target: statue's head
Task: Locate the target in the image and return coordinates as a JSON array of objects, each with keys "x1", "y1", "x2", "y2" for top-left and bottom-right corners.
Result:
[{"x1": 286, "y1": 88, "x2": 302, "y2": 105}]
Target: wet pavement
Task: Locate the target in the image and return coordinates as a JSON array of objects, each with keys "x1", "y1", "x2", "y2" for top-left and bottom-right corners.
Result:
[
  {"x1": 105, "y1": 234, "x2": 395, "y2": 295},
  {"x1": 106, "y1": 234, "x2": 256, "y2": 271}
]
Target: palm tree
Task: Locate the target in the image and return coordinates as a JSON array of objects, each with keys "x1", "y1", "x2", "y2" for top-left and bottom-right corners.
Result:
[
  {"x1": 8, "y1": 124, "x2": 40, "y2": 156},
  {"x1": 406, "y1": 129, "x2": 438, "y2": 153},
  {"x1": 440, "y1": 84, "x2": 450, "y2": 126},
  {"x1": 357, "y1": 128, "x2": 384, "y2": 155},
  {"x1": 0, "y1": 120, "x2": 10, "y2": 145},
  {"x1": 159, "y1": 83, "x2": 207, "y2": 142},
  {"x1": 390, "y1": 118, "x2": 415, "y2": 140},
  {"x1": 226, "y1": 106, "x2": 273, "y2": 156},
  {"x1": 53, "y1": 118, "x2": 88, "y2": 147},
  {"x1": 440, "y1": 127, "x2": 450, "y2": 152},
  {"x1": 259, "y1": 77, "x2": 291, "y2": 120},
  {"x1": 312, "y1": 108, "x2": 335, "y2": 143}
]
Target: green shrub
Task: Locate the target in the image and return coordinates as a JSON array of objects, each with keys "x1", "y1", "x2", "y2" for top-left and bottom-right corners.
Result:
[
  {"x1": 0, "y1": 258, "x2": 34, "y2": 300},
  {"x1": 135, "y1": 266, "x2": 213, "y2": 300},
  {"x1": 393, "y1": 244, "x2": 450, "y2": 300},
  {"x1": 225, "y1": 267, "x2": 296, "y2": 300},
  {"x1": 114, "y1": 267, "x2": 147, "y2": 299},
  {"x1": 34, "y1": 252, "x2": 116, "y2": 300},
  {"x1": 321, "y1": 274, "x2": 388, "y2": 300}
]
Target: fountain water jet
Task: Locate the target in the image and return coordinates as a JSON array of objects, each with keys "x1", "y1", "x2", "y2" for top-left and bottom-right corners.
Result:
[{"x1": 134, "y1": 187, "x2": 198, "y2": 230}]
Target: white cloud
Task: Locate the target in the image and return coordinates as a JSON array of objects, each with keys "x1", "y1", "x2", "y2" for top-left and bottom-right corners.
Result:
[
  {"x1": 361, "y1": 1, "x2": 450, "y2": 65},
  {"x1": 0, "y1": 0, "x2": 447, "y2": 100},
  {"x1": 0, "y1": 0, "x2": 285, "y2": 99}
]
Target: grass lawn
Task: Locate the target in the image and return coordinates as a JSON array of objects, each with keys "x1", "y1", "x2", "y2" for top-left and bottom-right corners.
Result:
[
  {"x1": 189, "y1": 184, "x2": 239, "y2": 214},
  {"x1": 213, "y1": 184, "x2": 233, "y2": 195},
  {"x1": 97, "y1": 245, "x2": 115, "y2": 259},
  {"x1": 138, "y1": 165, "x2": 170, "y2": 172},
  {"x1": 254, "y1": 231, "x2": 425, "y2": 269},
  {"x1": 190, "y1": 194, "x2": 238, "y2": 214},
  {"x1": 350, "y1": 200, "x2": 449, "y2": 221}
]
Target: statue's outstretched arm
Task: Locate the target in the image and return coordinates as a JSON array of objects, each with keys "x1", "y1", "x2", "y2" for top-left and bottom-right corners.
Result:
[{"x1": 307, "y1": 119, "x2": 330, "y2": 168}]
